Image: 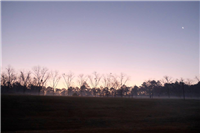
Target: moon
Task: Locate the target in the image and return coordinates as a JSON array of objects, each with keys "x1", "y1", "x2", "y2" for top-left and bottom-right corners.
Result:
[{"x1": 182, "y1": 27, "x2": 184, "y2": 29}]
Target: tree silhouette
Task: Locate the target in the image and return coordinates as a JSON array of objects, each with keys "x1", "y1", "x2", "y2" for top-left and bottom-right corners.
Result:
[
  {"x1": 132, "y1": 85, "x2": 138, "y2": 98},
  {"x1": 88, "y1": 72, "x2": 101, "y2": 88},
  {"x1": 6, "y1": 66, "x2": 17, "y2": 90},
  {"x1": 162, "y1": 76, "x2": 173, "y2": 98},
  {"x1": 50, "y1": 70, "x2": 61, "y2": 95},
  {"x1": 32, "y1": 66, "x2": 49, "y2": 95},
  {"x1": 63, "y1": 72, "x2": 74, "y2": 88},
  {"x1": 19, "y1": 70, "x2": 31, "y2": 93},
  {"x1": 179, "y1": 78, "x2": 185, "y2": 100},
  {"x1": 63, "y1": 72, "x2": 75, "y2": 95},
  {"x1": 1, "y1": 65, "x2": 200, "y2": 99}
]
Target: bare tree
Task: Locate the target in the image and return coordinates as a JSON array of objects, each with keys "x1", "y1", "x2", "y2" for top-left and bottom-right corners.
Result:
[
  {"x1": 19, "y1": 70, "x2": 31, "y2": 93},
  {"x1": 32, "y1": 66, "x2": 50, "y2": 94},
  {"x1": 179, "y1": 78, "x2": 185, "y2": 100},
  {"x1": 63, "y1": 72, "x2": 75, "y2": 88},
  {"x1": 101, "y1": 73, "x2": 129, "y2": 97},
  {"x1": 162, "y1": 76, "x2": 173, "y2": 84},
  {"x1": 5, "y1": 66, "x2": 17, "y2": 88},
  {"x1": 185, "y1": 78, "x2": 193, "y2": 86},
  {"x1": 77, "y1": 74, "x2": 88, "y2": 96},
  {"x1": 119, "y1": 73, "x2": 130, "y2": 86},
  {"x1": 101, "y1": 73, "x2": 112, "y2": 96},
  {"x1": 102, "y1": 73, "x2": 111, "y2": 88},
  {"x1": 88, "y1": 72, "x2": 102, "y2": 96},
  {"x1": 1, "y1": 72, "x2": 8, "y2": 87},
  {"x1": 111, "y1": 74, "x2": 121, "y2": 97},
  {"x1": 63, "y1": 72, "x2": 75, "y2": 95},
  {"x1": 88, "y1": 71, "x2": 102, "y2": 89},
  {"x1": 118, "y1": 73, "x2": 130, "y2": 97},
  {"x1": 50, "y1": 70, "x2": 61, "y2": 95},
  {"x1": 162, "y1": 76, "x2": 173, "y2": 98},
  {"x1": 195, "y1": 76, "x2": 200, "y2": 83}
]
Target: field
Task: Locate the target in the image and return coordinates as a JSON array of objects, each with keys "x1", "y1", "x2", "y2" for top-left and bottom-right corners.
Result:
[{"x1": 2, "y1": 95, "x2": 200, "y2": 133}]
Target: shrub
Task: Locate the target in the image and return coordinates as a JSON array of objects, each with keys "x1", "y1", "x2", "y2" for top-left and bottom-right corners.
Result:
[{"x1": 72, "y1": 93, "x2": 78, "y2": 97}]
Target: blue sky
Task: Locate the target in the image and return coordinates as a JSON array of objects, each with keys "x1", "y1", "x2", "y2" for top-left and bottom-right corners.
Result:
[{"x1": 2, "y1": 1, "x2": 199, "y2": 88}]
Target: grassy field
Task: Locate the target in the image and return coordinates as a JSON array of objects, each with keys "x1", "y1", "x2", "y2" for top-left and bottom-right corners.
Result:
[{"x1": 2, "y1": 95, "x2": 200, "y2": 133}]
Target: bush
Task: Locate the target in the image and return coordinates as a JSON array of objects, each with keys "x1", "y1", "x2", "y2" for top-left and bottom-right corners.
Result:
[{"x1": 72, "y1": 93, "x2": 78, "y2": 97}]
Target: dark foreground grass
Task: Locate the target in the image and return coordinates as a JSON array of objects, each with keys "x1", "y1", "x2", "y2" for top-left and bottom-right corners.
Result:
[{"x1": 2, "y1": 95, "x2": 200, "y2": 133}]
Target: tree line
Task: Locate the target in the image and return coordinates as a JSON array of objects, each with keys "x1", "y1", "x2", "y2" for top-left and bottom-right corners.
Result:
[{"x1": 1, "y1": 66, "x2": 200, "y2": 99}]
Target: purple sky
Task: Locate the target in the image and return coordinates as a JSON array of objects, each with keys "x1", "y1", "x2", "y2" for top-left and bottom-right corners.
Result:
[{"x1": 2, "y1": 1, "x2": 199, "y2": 88}]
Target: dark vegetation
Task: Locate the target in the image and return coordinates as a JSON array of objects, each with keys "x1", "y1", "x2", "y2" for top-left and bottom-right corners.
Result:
[
  {"x1": 2, "y1": 95, "x2": 200, "y2": 133},
  {"x1": 1, "y1": 66, "x2": 200, "y2": 99}
]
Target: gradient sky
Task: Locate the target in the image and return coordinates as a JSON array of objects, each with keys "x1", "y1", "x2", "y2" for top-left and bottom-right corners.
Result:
[{"x1": 2, "y1": 1, "x2": 200, "y2": 88}]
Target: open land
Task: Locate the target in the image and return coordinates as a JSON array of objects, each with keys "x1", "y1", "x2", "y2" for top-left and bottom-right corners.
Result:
[{"x1": 2, "y1": 95, "x2": 200, "y2": 133}]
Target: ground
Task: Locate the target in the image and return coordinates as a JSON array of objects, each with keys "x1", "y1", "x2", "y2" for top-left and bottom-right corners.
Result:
[{"x1": 1, "y1": 95, "x2": 200, "y2": 133}]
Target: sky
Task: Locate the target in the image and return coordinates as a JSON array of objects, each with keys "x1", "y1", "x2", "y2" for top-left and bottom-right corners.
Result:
[{"x1": 1, "y1": 1, "x2": 200, "y2": 88}]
